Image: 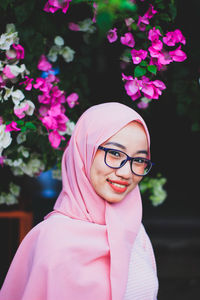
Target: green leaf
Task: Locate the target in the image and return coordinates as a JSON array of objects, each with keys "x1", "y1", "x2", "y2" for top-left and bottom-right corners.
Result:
[
  {"x1": 134, "y1": 66, "x2": 146, "y2": 77},
  {"x1": 147, "y1": 65, "x2": 157, "y2": 75},
  {"x1": 25, "y1": 122, "x2": 37, "y2": 130},
  {"x1": 140, "y1": 60, "x2": 147, "y2": 67},
  {"x1": 16, "y1": 120, "x2": 24, "y2": 126}
]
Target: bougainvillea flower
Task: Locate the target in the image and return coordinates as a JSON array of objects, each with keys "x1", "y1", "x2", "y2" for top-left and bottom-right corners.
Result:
[
  {"x1": 148, "y1": 27, "x2": 163, "y2": 50},
  {"x1": 12, "y1": 44, "x2": 25, "y2": 59},
  {"x1": 137, "y1": 15, "x2": 149, "y2": 31},
  {"x1": 163, "y1": 29, "x2": 186, "y2": 46},
  {"x1": 42, "y1": 115, "x2": 58, "y2": 130},
  {"x1": 140, "y1": 76, "x2": 166, "y2": 99},
  {"x1": 49, "y1": 130, "x2": 65, "y2": 148},
  {"x1": 3, "y1": 65, "x2": 16, "y2": 79},
  {"x1": 145, "y1": 4, "x2": 157, "y2": 19},
  {"x1": 123, "y1": 74, "x2": 141, "y2": 101},
  {"x1": 34, "y1": 78, "x2": 52, "y2": 93},
  {"x1": 68, "y1": 22, "x2": 80, "y2": 31},
  {"x1": 107, "y1": 28, "x2": 118, "y2": 43},
  {"x1": 14, "y1": 102, "x2": 29, "y2": 119},
  {"x1": 148, "y1": 47, "x2": 172, "y2": 69},
  {"x1": 92, "y1": 2, "x2": 98, "y2": 23},
  {"x1": 19, "y1": 76, "x2": 34, "y2": 91},
  {"x1": 120, "y1": 33, "x2": 135, "y2": 48},
  {"x1": 44, "y1": 0, "x2": 72, "y2": 14},
  {"x1": 66, "y1": 92, "x2": 79, "y2": 108},
  {"x1": 131, "y1": 49, "x2": 147, "y2": 64},
  {"x1": 169, "y1": 46, "x2": 187, "y2": 62},
  {"x1": 5, "y1": 121, "x2": 21, "y2": 132},
  {"x1": 37, "y1": 55, "x2": 52, "y2": 71}
]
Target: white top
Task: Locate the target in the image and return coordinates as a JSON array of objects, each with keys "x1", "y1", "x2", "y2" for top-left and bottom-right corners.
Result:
[{"x1": 124, "y1": 224, "x2": 159, "y2": 300}]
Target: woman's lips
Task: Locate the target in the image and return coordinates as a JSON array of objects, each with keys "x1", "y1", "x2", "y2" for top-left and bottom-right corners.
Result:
[{"x1": 107, "y1": 179, "x2": 129, "y2": 193}]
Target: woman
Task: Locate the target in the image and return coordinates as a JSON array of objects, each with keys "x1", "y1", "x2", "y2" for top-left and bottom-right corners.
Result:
[{"x1": 0, "y1": 102, "x2": 158, "y2": 300}]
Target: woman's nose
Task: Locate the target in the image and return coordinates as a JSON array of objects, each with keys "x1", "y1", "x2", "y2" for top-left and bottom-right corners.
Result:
[{"x1": 115, "y1": 161, "x2": 132, "y2": 178}]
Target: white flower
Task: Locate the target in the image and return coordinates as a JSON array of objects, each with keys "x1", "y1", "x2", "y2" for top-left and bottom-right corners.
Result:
[
  {"x1": 16, "y1": 132, "x2": 27, "y2": 144},
  {"x1": 58, "y1": 120, "x2": 75, "y2": 136},
  {"x1": 25, "y1": 100, "x2": 35, "y2": 116},
  {"x1": 6, "y1": 23, "x2": 16, "y2": 34},
  {"x1": 0, "y1": 31, "x2": 18, "y2": 50},
  {"x1": 54, "y1": 36, "x2": 64, "y2": 46},
  {"x1": 47, "y1": 45, "x2": 60, "y2": 62},
  {"x1": 21, "y1": 157, "x2": 45, "y2": 177},
  {"x1": 60, "y1": 46, "x2": 75, "y2": 63},
  {"x1": 0, "y1": 124, "x2": 12, "y2": 155},
  {"x1": 18, "y1": 146, "x2": 29, "y2": 158},
  {"x1": 78, "y1": 18, "x2": 96, "y2": 34},
  {"x1": 9, "y1": 182, "x2": 20, "y2": 197},
  {"x1": 11, "y1": 89, "x2": 25, "y2": 105},
  {"x1": 3, "y1": 86, "x2": 14, "y2": 101},
  {"x1": 0, "y1": 192, "x2": 18, "y2": 205},
  {"x1": 8, "y1": 64, "x2": 26, "y2": 78}
]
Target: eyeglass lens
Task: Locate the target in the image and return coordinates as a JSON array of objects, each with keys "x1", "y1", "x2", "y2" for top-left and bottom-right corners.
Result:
[{"x1": 105, "y1": 149, "x2": 151, "y2": 176}]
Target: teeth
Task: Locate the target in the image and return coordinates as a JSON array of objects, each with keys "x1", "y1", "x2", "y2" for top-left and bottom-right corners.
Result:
[{"x1": 108, "y1": 180, "x2": 126, "y2": 188}]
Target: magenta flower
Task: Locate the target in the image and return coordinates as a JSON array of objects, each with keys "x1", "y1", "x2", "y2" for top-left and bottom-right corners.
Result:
[
  {"x1": 137, "y1": 15, "x2": 149, "y2": 31},
  {"x1": 145, "y1": 4, "x2": 157, "y2": 19},
  {"x1": 34, "y1": 78, "x2": 52, "y2": 93},
  {"x1": 44, "y1": 0, "x2": 71, "y2": 14},
  {"x1": 163, "y1": 29, "x2": 186, "y2": 46},
  {"x1": 5, "y1": 121, "x2": 21, "y2": 132},
  {"x1": 49, "y1": 130, "x2": 65, "y2": 148},
  {"x1": 68, "y1": 22, "x2": 80, "y2": 31},
  {"x1": 19, "y1": 76, "x2": 34, "y2": 91},
  {"x1": 148, "y1": 47, "x2": 172, "y2": 69},
  {"x1": 14, "y1": 103, "x2": 29, "y2": 119},
  {"x1": 107, "y1": 28, "x2": 118, "y2": 43},
  {"x1": 92, "y1": 2, "x2": 98, "y2": 23},
  {"x1": 123, "y1": 74, "x2": 141, "y2": 101},
  {"x1": 169, "y1": 46, "x2": 187, "y2": 62},
  {"x1": 131, "y1": 49, "x2": 147, "y2": 64},
  {"x1": 42, "y1": 115, "x2": 58, "y2": 130},
  {"x1": 12, "y1": 44, "x2": 25, "y2": 60},
  {"x1": 3, "y1": 66, "x2": 15, "y2": 79},
  {"x1": 140, "y1": 76, "x2": 166, "y2": 99},
  {"x1": 148, "y1": 27, "x2": 163, "y2": 51},
  {"x1": 137, "y1": 100, "x2": 149, "y2": 109},
  {"x1": 120, "y1": 33, "x2": 135, "y2": 48},
  {"x1": 66, "y1": 93, "x2": 79, "y2": 108},
  {"x1": 37, "y1": 55, "x2": 52, "y2": 72}
]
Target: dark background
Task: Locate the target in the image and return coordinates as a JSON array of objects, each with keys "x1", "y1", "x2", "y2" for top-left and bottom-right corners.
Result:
[{"x1": 1, "y1": 0, "x2": 200, "y2": 299}]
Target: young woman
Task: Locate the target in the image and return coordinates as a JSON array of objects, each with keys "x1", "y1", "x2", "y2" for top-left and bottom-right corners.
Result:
[{"x1": 0, "y1": 102, "x2": 158, "y2": 300}]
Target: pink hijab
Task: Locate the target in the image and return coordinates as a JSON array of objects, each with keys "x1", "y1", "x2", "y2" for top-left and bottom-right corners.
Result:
[{"x1": 0, "y1": 102, "x2": 150, "y2": 300}]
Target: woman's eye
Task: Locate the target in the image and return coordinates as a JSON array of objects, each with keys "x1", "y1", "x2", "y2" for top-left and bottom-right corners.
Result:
[
  {"x1": 134, "y1": 157, "x2": 145, "y2": 164},
  {"x1": 108, "y1": 150, "x2": 121, "y2": 158}
]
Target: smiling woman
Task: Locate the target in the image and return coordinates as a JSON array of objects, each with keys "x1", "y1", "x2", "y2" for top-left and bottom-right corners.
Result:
[
  {"x1": 0, "y1": 102, "x2": 158, "y2": 300},
  {"x1": 90, "y1": 121, "x2": 150, "y2": 203}
]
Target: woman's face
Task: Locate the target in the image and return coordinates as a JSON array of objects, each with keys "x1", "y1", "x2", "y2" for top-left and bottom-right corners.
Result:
[{"x1": 90, "y1": 121, "x2": 148, "y2": 203}]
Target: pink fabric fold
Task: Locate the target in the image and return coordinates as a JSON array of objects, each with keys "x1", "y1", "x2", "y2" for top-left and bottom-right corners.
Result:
[{"x1": 0, "y1": 102, "x2": 151, "y2": 300}]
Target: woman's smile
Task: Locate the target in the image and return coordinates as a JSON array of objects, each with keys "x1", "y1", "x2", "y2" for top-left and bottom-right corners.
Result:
[{"x1": 106, "y1": 179, "x2": 129, "y2": 193}]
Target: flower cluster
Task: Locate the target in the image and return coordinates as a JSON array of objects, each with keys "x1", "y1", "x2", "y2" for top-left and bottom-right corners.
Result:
[
  {"x1": 0, "y1": 25, "x2": 78, "y2": 204},
  {"x1": 43, "y1": 0, "x2": 72, "y2": 14},
  {"x1": 107, "y1": 3, "x2": 187, "y2": 108}
]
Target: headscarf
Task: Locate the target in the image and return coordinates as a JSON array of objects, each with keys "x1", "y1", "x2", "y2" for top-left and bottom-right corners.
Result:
[{"x1": 0, "y1": 102, "x2": 150, "y2": 300}]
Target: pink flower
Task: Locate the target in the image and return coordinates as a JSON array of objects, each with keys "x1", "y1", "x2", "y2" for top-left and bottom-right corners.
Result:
[
  {"x1": 19, "y1": 76, "x2": 34, "y2": 90},
  {"x1": 34, "y1": 78, "x2": 52, "y2": 93},
  {"x1": 37, "y1": 55, "x2": 52, "y2": 71},
  {"x1": 49, "y1": 130, "x2": 65, "y2": 148},
  {"x1": 137, "y1": 15, "x2": 149, "y2": 31},
  {"x1": 140, "y1": 76, "x2": 166, "y2": 99},
  {"x1": 0, "y1": 156, "x2": 6, "y2": 166},
  {"x1": 5, "y1": 121, "x2": 21, "y2": 132},
  {"x1": 137, "y1": 101, "x2": 149, "y2": 109},
  {"x1": 68, "y1": 22, "x2": 80, "y2": 31},
  {"x1": 148, "y1": 47, "x2": 172, "y2": 69},
  {"x1": 92, "y1": 2, "x2": 98, "y2": 23},
  {"x1": 14, "y1": 102, "x2": 29, "y2": 119},
  {"x1": 12, "y1": 44, "x2": 25, "y2": 60},
  {"x1": 66, "y1": 93, "x2": 79, "y2": 108},
  {"x1": 123, "y1": 75, "x2": 141, "y2": 101},
  {"x1": 44, "y1": 0, "x2": 71, "y2": 14},
  {"x1": 148, "y1": 27, "x2": 163, "y2": 51},
  {"x1": 145, "y1": 4, "x2": 157, "y2": 19},
  {"x1": 169, "y1": 46, "x2": 187, "y2": 62},
  {"x1": 3, "y1": 65, "x2": 16, "y2": 79},
  {"x1": 125, "y1": 18, "x2": 134, "y2": 30},
  {"x1": 0, "y1": 76, "x2": 5, "y2": 88},
  {"x1": 107, "y1": 28, "x2": 118, "y2": 43},
  {"x1": 120, "y1": 33, "x2": 135, "y2": 48},
  {"x1": 42, "y1": 115, "x2": 58, "y2": 130},
  {"x1": 131, "y1": 49, "x2": 147, "y2": 64},
  {"x1": 163, "y1": 29, "x2": 186, "y2": 46}
]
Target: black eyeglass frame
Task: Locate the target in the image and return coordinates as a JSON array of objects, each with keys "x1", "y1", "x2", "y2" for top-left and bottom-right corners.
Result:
[{"x1": 98, "y1": 146, "x2": 153, "y2": 176}]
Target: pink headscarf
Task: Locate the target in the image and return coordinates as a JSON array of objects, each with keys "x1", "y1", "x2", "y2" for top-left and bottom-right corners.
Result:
[{"x1": 0, "y1": 102, "x2": 150, "y2": 300}]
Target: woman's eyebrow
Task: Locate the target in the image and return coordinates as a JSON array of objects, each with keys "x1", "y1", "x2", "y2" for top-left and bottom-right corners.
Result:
[
  {"x1": 135, "y1": 150, "x2": 148, "y2": 155},
  {"x1": 104, "y1": 142, "x2": 126, "y2": 150}
]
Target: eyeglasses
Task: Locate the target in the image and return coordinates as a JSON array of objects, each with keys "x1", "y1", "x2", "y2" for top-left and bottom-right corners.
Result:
[{"x1": 98, "y1": 146, "x2": 152, "y2": 176}]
